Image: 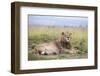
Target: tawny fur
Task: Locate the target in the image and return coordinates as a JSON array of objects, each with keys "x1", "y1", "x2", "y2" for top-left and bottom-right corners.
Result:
[{"x1": 32, "y1": 32, "x2": 72, "y2": 55}]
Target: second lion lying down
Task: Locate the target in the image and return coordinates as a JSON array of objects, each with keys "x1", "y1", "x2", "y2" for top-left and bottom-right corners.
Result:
[{"x1": 32, "y1": 32, "x2": 73, "y2": 55}]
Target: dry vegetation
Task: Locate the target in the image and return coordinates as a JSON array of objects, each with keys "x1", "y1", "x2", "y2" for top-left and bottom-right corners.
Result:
[{"x1": 28, "y1": 26, "x2": 88, "y2": 60}]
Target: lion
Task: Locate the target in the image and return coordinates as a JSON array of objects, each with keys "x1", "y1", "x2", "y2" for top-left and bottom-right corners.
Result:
[{"x1": 32, "y1": 32, "x2": 72, "y2": 55}]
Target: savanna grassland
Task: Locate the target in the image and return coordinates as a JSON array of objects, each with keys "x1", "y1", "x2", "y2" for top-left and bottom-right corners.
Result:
[{"x1": 28, "y1": 26, "x2": 88, "y2": 60}]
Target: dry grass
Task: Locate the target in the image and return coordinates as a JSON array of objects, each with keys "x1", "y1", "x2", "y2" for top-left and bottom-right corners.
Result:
[{"x1": 28, "y1": 26, "x2": 88, "y2": 60}]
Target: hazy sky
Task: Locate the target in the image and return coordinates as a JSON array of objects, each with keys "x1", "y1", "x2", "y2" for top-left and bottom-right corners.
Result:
[{"x1": 28, "y1": 15, "x2": 88, "y2": 27}]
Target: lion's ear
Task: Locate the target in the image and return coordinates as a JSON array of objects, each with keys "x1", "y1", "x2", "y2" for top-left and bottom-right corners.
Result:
[{"x1": 61, "y1": 32, "x2": 65, "y2": 35}]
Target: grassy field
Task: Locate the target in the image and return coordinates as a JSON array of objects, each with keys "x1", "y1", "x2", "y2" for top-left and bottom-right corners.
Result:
[{"x1": 28, "y1": 26, "x2": 88, "y2": 60}]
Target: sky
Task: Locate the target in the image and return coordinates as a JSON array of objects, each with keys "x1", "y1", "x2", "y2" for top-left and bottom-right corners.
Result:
[{"x1": 28, "y1": 15, "x2": 88, "y2": 27}]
